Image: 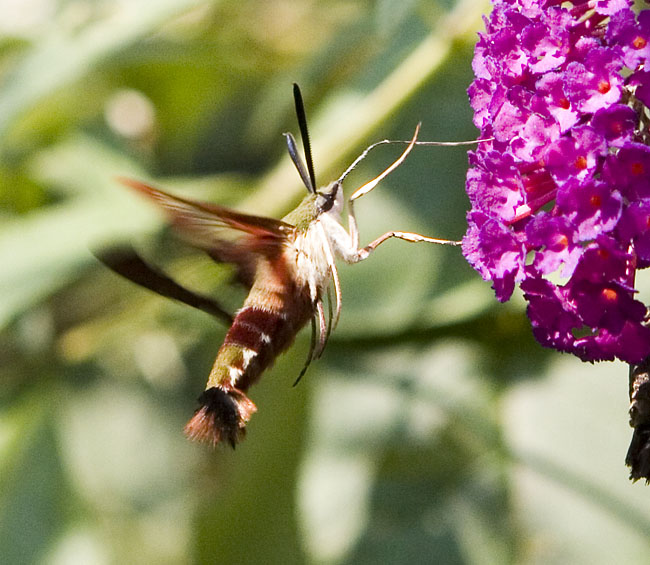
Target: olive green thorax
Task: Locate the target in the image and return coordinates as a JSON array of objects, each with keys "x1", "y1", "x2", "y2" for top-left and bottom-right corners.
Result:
[
  {"x1": 282, "y1": 192, "x2": 318, "y2": 231},
  {"x1": 282, "y1": 181, "x2": 339, "y2": 232}
]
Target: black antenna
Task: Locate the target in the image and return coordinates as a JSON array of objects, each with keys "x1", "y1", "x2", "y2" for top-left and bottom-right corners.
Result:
[{"x1": 292, "y1": 83, "x2": 317, "y2": 191}]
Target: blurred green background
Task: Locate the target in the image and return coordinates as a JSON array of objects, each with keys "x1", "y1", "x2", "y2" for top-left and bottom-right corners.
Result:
[{"x1": 1, "y1": 0, "x2": 649, "y2": 563}]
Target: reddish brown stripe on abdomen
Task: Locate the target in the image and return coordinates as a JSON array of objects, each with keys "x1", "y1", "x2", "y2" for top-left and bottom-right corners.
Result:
[
  {"x1": 221, "y1": 305, "x2": 310, "y2": 391},
  {"x1": 224, "y1": 307, "x2": 285, "y2": 375},
  {"x1": 225, "y1": 307, "x2": 286, "y2": 348}
]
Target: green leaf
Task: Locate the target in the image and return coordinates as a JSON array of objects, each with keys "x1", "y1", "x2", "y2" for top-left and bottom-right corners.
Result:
[
  {"x1": 503, "y1": 357, "x2": 650, "y2": 563},
  {"x1": 0, "y1": 135, "x2": 154, "y2": 329},
  {"x1": 0, "y1": 0, "x2": 211, "y2": 142}
]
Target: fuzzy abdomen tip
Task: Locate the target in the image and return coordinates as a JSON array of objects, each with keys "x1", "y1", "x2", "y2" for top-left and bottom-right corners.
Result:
[{"x1": 184, "y1": 386, "x2": 257, "y2": 448}]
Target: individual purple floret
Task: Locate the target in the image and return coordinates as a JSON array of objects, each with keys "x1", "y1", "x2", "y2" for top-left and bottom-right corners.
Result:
[{"x1": 463, "y1": 0, "x2": 650, "y2": 364}]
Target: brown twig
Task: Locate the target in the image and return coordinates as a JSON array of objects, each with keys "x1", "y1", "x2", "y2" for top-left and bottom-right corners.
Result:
[{"x1": 625, "y1": 359, "x2": 650, "y2": 483}]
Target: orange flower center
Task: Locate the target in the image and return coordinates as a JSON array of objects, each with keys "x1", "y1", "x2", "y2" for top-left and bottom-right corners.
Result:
[
  {"x1": 574, "y1": 155, "x2": 588, "y2": 170},
  {"x1": 601, "y1": 288, "x2": 618, "y2": 303}
]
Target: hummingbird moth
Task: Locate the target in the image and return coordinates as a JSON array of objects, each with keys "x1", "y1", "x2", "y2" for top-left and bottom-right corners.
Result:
[{"x1": 97, "y1": 84, "x2": 457, "y2": 447}]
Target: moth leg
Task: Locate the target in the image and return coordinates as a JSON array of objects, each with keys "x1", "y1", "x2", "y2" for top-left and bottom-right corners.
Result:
[
  {"x1": 358, "y1": 230, "x2": 460, "y2": 260},
  {"x1": 324, "y1": 285, "x2": 334, "y2": 349},
  {"x1": 346, "y1": 197, "x2": 362, "y2": 253},
  {"x1": 314, "y1": 298, "x2": 328, "y2": 358},
  {"x1": 294, "y1": 313, "x2": 318, "y2": 386},
  {"x1": 316, "y1": 221, "x2": 343, "y2": 330},
  {"x1": 293, "y1": 296, "x2": 329, "y2": 386}
]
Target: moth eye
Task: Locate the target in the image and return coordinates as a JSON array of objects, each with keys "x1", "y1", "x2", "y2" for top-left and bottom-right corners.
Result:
[{"x1": 316, "y1": 192, "x2": 334, "y2": 213}]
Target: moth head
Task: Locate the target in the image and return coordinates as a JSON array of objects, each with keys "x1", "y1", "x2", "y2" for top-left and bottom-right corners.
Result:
[{"x1": 316, "y1": 181, "x2": 343, "y2": 215}]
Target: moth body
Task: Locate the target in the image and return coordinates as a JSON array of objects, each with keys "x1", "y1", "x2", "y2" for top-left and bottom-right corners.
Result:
[
  {"x1": 98, "y1": 85, "x2": 458, "y2": 447},
  {"x1": 186, "y1": 181, "x2": 347, "y2": 445}
]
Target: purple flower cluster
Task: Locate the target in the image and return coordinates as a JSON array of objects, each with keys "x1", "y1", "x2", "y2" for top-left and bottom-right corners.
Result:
[{"x1": 463, "y1": 0, "x2": 650, "y2": 363}]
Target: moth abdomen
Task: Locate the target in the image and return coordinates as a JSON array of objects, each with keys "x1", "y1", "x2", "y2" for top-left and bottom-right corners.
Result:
[
  {"x1": 185, "y1": 294, "x2": 312, "y2": 446},
  {"x1": 183, "y1": 386, "x2": 256, "y2": 447},
  {"x1": 219, "y1": 307, "x2": 291, "y2": 380}
]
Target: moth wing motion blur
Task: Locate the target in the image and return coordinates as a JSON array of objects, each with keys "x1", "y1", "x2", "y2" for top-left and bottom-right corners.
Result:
[
  {"x1": 93, "y1": 243, "x2": 234, "y2": 325},
  {"x1": 98, "y1": 84, "x2": 459, "y2": 447}
]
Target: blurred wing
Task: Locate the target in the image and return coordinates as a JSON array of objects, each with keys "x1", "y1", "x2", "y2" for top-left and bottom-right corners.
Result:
[
  {"x1": 118, "y1": 177, "x2": 294, "y2": 281},
  {"x1": 119, "y1": 178, "x2": 295, "y2": 253},
  {"x1": 94, "y1": 244, "x2": 234, "y2": 324}
]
